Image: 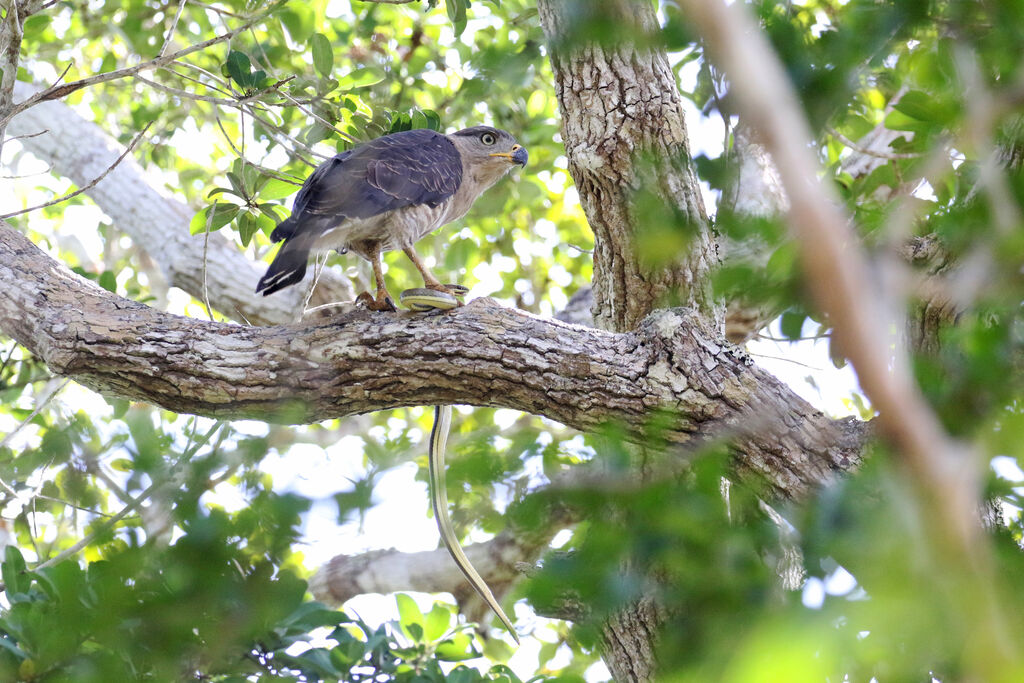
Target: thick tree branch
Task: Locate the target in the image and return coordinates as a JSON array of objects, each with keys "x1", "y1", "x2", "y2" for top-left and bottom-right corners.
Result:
[
  {"x1": 310, "y1": 527, "x2": 545, "y2": 631},
  {"x1": 6, "y1": 81, "x2": 353, "y2": 324},
  {"x1": 1, "y1": 120, "x2": 154, "y2": 220},
  {"x1": 0, "y1": 221, "x2": 866, "y2": 501}
]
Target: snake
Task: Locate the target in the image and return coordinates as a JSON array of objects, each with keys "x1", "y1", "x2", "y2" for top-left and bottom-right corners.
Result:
[{"x1": 398, "y1": 285, "x2": 520, "y2": 644}]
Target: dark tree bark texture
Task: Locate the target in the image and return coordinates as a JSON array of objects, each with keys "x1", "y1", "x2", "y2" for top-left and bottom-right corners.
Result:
[
  {"x1": 0, "y1": 222, "x2": 864, "y2": 503},
  {"x1": 538, "y1": 0, "x2": 716, "y2": 334},
  {"x1": 535, "y1": 1, "x2": 727, "y2": 676}
]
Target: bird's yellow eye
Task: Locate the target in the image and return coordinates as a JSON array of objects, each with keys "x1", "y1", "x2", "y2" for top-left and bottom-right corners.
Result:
[{"x1": 481, "y1": 132, "x2": 496, "y2": 145}]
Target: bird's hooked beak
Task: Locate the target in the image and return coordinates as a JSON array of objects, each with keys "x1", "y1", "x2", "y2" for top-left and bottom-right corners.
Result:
[{"x1": 490, "y1": 144, "x2": 528, "y2": 167}]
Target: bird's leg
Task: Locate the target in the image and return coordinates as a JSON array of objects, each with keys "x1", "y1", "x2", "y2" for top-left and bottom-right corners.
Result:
[
  {"x1": 355, "y1": 245, "x2": 397, "y2": 311},
  {"x1": 402, "y1": 246, "x2": 466, "y2": 299}
]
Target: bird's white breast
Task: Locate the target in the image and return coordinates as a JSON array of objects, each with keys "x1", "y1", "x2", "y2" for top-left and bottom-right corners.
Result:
[{"x1": 309, "y1": 156, "x2": 509, "y2": 258}]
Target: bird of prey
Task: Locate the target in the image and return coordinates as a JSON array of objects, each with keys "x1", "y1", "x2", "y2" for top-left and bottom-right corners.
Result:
[{"x1": 255, "y1": 126, "x2": 528, "y2": 309}]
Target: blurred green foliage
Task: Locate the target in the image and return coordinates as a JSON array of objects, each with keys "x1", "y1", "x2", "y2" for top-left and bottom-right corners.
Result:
[{"x1": 2, "y1": 0, "x2": 1023, "y2": 680}]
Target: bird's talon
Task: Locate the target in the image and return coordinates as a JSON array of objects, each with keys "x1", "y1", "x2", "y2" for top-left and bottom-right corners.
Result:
[{"x1": 356, "y1": 291, "x2": 397, "y2": 312}]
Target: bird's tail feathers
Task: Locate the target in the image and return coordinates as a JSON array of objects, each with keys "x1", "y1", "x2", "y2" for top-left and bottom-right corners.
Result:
[
  {"x1": 269, "y1": 216, "x2": 298, "y2": 243},
  {"x1": 256, "y1": 239, "x2": 309, "y2": 296}
]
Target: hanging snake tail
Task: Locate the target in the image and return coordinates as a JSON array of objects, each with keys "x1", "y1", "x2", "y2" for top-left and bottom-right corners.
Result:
[{"x1": 429, "y1": 404, "x2": 520, "y2": 644}]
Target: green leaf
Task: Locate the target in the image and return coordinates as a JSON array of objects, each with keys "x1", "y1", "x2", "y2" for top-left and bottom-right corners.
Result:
[
  {"x1": 226, "y1": 170, "x2": 246, "y2": 199},
  {"x1": 447, "y1": 0, "x2": 468, "y2": 37},
  {"x1": 435, "y1": 631, "x2": 479, "y2": 662},
  {"x1": 256, "y1": 211, "x2": 278, "y2": 237},
  {"x1": 280, "y1": 601, "x2": 349, "y2": 633},
  {"x1": 891, "y1": 89, "x2": 957, "y2": 128},
  {"x1": 23, "y1": 14, "x2": 51, "y2": 35},
  {"x1": 395, "y1": 594, "x2": 425, "y2": 637},
  {"x1": 389, "y1": 112, "x2": 412, "y2": 134},
  {"x1": 207, "y1": 186, "x2": 240, "y2": 199},
  {"x1": 279, "y1": 5, "x2": 314, "y2": 43},
  {"x1": 2, "y1": 547, "x2": 29, "y2": 596},
  {"x1": 340, "y1": 68, "x2": 385, "y2": 89},
  {"x1": 190, "y1": 204, "x2": 241, "y2": 234},
  {"x1": 109, "y1": 458, "x2": 134, "y2": 472},
  {"x1": 238, "y1": 211, "x2": 259, "y2": 247},
  {"x1": 98, "y1": 270, "x2": 117, "y2": 293},
  {"x1": 422, "y1": 109, "x2": 442, "y2": 131},
  {"x1": 424, "y1": 604, "x2": 451, "y2": 641},
  {"x1": 780, "y1": 311, "x2": 806, "y2": 340},
  {"x1": 225, "y1": 50, "x2": 252, "y2": 89},
  {"x1": 311, "y1": 33, "x2": 334, "y2": 78},
  {"x1": 258, "y1": 177, "x2": 301, "y2": 201}
]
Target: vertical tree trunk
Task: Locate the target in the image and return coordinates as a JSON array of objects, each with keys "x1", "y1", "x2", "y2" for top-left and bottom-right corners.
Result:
[
  {"x1": 537, "y1": 1, "x2": 718, "y2": 678},
  {"x1": 538, "y1": 0, "x2": 716, "y2": 334}
]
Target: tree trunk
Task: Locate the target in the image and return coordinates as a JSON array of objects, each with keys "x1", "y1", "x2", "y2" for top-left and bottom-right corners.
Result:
[
  {"x1": 536, "y1": 1, "x2": 720, "y2": 677},
  {"x1": 538, "y1": 0, "x2": 716, "y2": 334}
]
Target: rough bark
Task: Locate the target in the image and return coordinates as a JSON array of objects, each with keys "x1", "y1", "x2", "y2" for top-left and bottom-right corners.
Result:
[
  {"x1": 537, "y1": 0, "x2": 716, "y2": 333},
  {"x1": 600, "y1": 597, "x2": 664, "y2": 683},
  {"x1": 536, "y1": 2, "x2": 720, "y2": 676},
  {"x1": 0, "y1": 221, "x2": 866, "y2": 502},
  {"x1": 6, "y1": 81, "x2": 353, "y2": 325}
]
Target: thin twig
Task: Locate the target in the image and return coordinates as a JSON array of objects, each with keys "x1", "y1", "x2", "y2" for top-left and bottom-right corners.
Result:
[
  {"x1": 33, "y1": 420, "x2": 225, "y2": 571},
  {"x1": 163, "y1": 61, "x2": 235, "y2": 96},
  {"x1": 755, "y1": 331, "x2": 831, "y2": 343},
  {"x1": 300, "y1": 251, "x2": 329, "y2": 320},
  {"x1": 89, "y1": 463, "x2": 133, "y2": 506},
  {"x1": 301, "y1": 301, "x2": 352, "y2": 315},
  {"x1": 242, "y1": 104, "x2": 326, "y2": 164},
  {"x1": 32, "y1": 479, "x2": 160, "y2": 570},
  {"x1": 275, "y1": 88, "x2": 357, "y2": 144},
  {"x1": 215, "y1": 112, "x2": 243, "y2": 156},
  {"x1": 0, "y1": 342, "x2": 17, "y2": 377},
  {"x1": 135, "y1": 74, "x2": 240, "y2": 106},
  {"x1": 0, "y1": 379, "x2": 71, "y2": 496},
  {"x1": 34, "y1": 494, "x2": 120, "y2": 518},
  {"x1": 827, "y1": 125, "x2": 921, "y2": 160},
  {"x1": 160, "y1": 0, "x2": 189, "y2": 58},
  {"x1": 202, "y1": 198, "x2": 218, "y2": 320},
  {"x1": 0, "y1": 5, "x2": 280, "y2": 128},
  {"x1": 746, "y1": 351, "x2": 823, "y2": 371},
  {"x1": 4, "y1": 128, "x2": 48, "y2": 142},
  {"x1": 0, "y1": 121, "x2": 154, "y2": 220},
  {"x1": 192, "y1": 1, "x2": 246, "y2": 18},
  {"x1": 0, "y1": 378, "x2": 70, "y2": 454}
]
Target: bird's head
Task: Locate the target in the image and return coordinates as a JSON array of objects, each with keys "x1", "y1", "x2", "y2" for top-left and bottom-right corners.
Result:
[{"x1": 449, "y1": 126, "x2": 528, "y2": 186}]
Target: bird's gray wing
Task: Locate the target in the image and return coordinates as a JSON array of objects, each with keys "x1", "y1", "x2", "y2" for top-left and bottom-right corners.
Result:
[
  {"x1": 258, "y1": 129, "x2": 462, "y2": 295},
  {"x1": 290, "y1": 128, "x2": 463, "y2": 225}
]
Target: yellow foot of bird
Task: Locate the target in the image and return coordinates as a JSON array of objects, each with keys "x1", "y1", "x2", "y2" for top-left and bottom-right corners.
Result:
[{"x1": 356, "y1": 291, "x2": 397, "y2": 312}]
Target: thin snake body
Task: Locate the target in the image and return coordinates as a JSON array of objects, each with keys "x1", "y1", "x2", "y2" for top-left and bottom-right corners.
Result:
[{"x1": 402, "y1": 288, "x2": 519, "y2": 643}]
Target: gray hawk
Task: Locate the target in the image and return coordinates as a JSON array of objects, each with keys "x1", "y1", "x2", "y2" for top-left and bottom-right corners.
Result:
[{"x1": 256, "y1": 126, "x2": 528, "y2": 309}]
